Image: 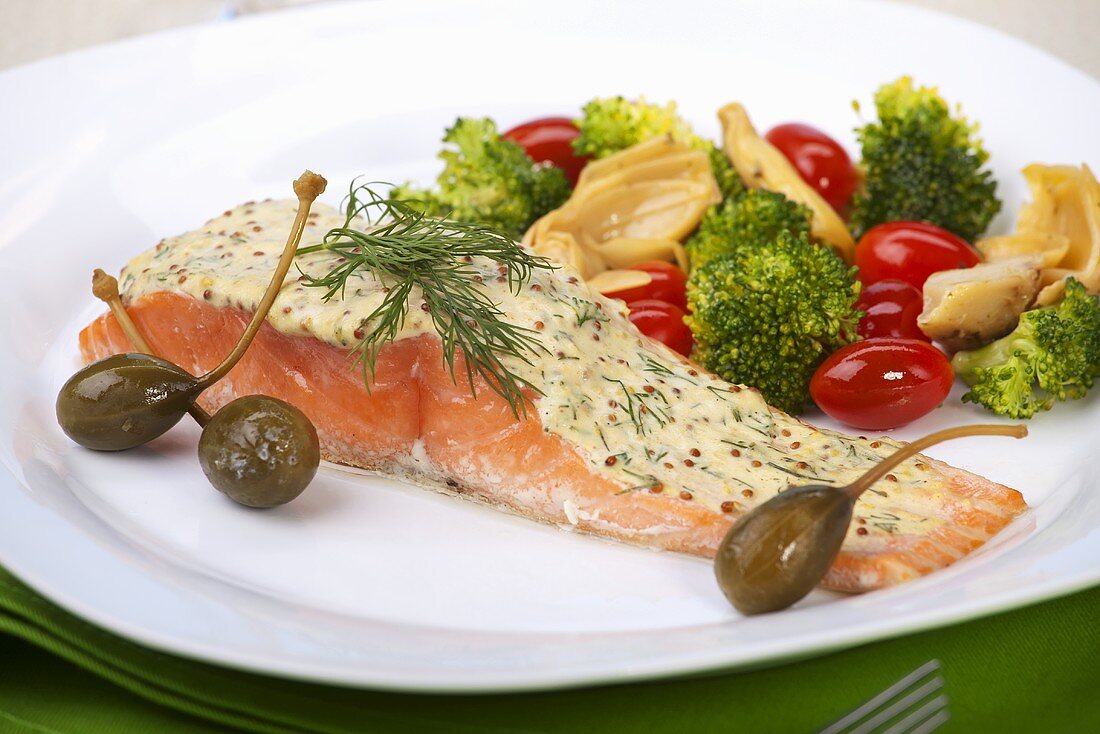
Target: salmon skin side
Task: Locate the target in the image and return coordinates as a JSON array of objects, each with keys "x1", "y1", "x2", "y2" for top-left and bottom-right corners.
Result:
[{"x1": 80, "y1": 291, "x2": 1027, "y2": 593}]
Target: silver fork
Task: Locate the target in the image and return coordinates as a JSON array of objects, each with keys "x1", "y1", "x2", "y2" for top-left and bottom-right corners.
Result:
[{"x1": 818, "y1": 659, "x2": 950, "y2": 734}]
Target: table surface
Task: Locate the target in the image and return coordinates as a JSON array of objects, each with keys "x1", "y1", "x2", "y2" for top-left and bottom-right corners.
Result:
[{"x1": 2, "y1": 0, "x2": 1099, "y2": 79}]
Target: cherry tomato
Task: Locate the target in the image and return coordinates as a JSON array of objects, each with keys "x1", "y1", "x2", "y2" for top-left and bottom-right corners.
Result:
[
  {"x1": 601, "y1": 261, "x2": 688, "y2": 310},
  {"x1": 810, "y1": 339, "x2": 954, "y2": 430},
  {"x1": 855, "y1": 221, "x2": 979, "y2": 290},
  {"x1": 764, "y1": 123, "x2": 858, "y2": 212},
  {"x1": 856, "y1": 280, "x2": 929, "y2": 341},
  {"x1": 627, "y1": 299, "x2": 693, "y2": 356},
  {"x1": 502, "y1": 116, "x2": 589, "y2": 186}
]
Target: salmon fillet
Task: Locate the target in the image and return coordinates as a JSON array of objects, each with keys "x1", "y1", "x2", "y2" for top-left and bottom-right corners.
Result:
[{"x1": 80, "y1": 289, "x2": 1027, "y2": 593}]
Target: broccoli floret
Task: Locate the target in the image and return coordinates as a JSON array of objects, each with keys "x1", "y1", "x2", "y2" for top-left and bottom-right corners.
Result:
[
  {"x1": 573, "y1": 96, "x2": 696, "y2": 159},
  {"x1": 851, "y1": 76, "x2": 1001, "y2": 241},
  {"x1": 687, "y1": 231, "x2": 862, "y2": 414},
  {"x1": 573, "y1": 96, "x2": 744, "y2": 200},
  {"x1": 953, "y1": 279, "x2": 1100, "y2": 419},
  {"x1": 391, "y1": 117, "x2": 570, "y2": 238},
  {"x1": 686, "y1": 189, "x2": 812, "y2": 270},
  {"x1": 708, "y1": 145, "x2": 746, "y2": 201}
]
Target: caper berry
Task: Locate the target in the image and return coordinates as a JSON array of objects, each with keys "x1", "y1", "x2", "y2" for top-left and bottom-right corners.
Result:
[
  {"x1": 61, "y1": 172, "x2": 325, "y2": 458},
  {"x1": 197, "y1": 395, "x2": 319, "y2": 508},
  {"x1": 715, "y1": 485, "x2": 854, "y2": 615},
  {"x1": 713, "y1": 423, "x2": 1027, "y2": 615},
  {"x1": 56, "y1": 353, "x2": 200, "y2": 451}
]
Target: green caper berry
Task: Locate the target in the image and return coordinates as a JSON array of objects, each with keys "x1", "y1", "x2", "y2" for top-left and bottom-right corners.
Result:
[
  {"x1": 56, "y1": 353, "x2": 199, "y2": 451},
  {"x1": 198, "y1": 395, "x2": 319, "y2": 508},
  {"x1": 714, "y1": 485, "x2": 854, "y2": 616}
]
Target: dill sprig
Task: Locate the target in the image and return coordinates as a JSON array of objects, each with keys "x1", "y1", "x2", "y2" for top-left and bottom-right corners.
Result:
[{"x1": 297, "y1": 181, "x2": 554, "y2": 417}]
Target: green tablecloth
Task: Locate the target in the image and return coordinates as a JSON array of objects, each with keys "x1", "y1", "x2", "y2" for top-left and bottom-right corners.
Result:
[{"x1": 0, "y1": 565, "x2": 1097, "y2": 733}]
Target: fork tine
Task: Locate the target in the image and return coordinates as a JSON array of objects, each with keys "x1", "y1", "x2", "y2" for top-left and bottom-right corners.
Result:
[
  {"x1": 818, "y1": 660, "x2": 942, "y2": 734},
  {"x1": 882, "y1": 694, "x2": 950, "y2": 734},
  {"x1": 848, "y1": 677, "x2": 945, "y2": 734},
  {"x1": 908, "y1": 706, "x2": 950, "y2": 734}
]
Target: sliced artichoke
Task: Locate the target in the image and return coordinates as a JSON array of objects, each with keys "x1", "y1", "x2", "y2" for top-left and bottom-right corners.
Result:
[
  {"x1": 528, "y1": 230, "x2": 606, "y2": 279},
  {"x1": 595, "y1": 237, "x2": 689, "y2": 271},
  {"x1": 576, "y1": 138, "x2": 713, "y2": 191},
  {"x1": 976, "y1": 232, "x2": 1070, "y2": 269},
  {"x1": 978, "y1": 163, "x2": 1100, "y2": 306},
  {"x1": 717, "y1": 102, "x2": 856, "y2": 264},
  {"x1": 918, "y1": 258, "x2": 1042, "y2": 351},
  {"x1": 524, "y1": 137, "x2": 718, "y2": 279},
  {"x1": 587, "y1": 268, "x2": 652, "y2": 296}
]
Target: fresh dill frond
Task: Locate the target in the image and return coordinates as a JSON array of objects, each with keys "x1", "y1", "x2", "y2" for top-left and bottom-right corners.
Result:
[{"x1": 297, "y1": 181, "x2": 555, "y2": 417}]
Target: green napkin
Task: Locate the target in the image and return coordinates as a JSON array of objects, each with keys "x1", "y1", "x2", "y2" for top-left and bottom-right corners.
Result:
[{"x1": 0, "y1": 565, "x2": 1097, "y2": 734}]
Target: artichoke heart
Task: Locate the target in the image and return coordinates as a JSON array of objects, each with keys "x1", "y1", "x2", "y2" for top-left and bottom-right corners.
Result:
[
  {"x1": 918, "y1": 258, "x2": 1041, "y2": 351},
  {"x1": 717, "y1": 102, "x2": 855, "y2": 264},
  {"x1": 586, "y1": 268, "x2": 652, "y2": 296},
  {"x1": 976, "y1": 163, "x2": 1100, "y2": 306},
  {"x1": 523, "y1": 136, "x2": 719, "y2": 279},
  {"x1": 977, "y1": 232, "x2": 1070, "y2": 269}
]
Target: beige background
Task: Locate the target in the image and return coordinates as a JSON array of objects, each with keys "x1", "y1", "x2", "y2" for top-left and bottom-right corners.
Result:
[{"x1": 1, "y1": 0, "x2": 1098, "y2": 78}]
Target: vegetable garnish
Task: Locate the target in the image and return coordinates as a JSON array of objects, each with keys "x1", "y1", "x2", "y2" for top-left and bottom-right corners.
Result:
[
  {"x1": 56, "y1": 170, "x2": 327, "y2": 452},
  {"x1": 851, "y1": 76, "x2": 1001, "y2": 241},
  {"x1": 91, "y1": 270, "x2": 320, "y2": 508},
  {"x1": 918, "y1": 259, "x2": 1041, "y2": 352},
  {"x1": 718, "y1": 103, "x2": 855, "y2": 263},
  {"x1": 977, "y1": 163, "x2": 1100, "y2": 307},
  {"x1": 764, "y1": 122, "x2": 858, "y2": 213},
  {"x1": 810, "y1": 339, "x2": 955, "y2": 430},
  {"x1": 390, "y1": 117, "x2": 571, "y2": 238},
  {"x1": 715, "y1": 423, "x2": 1027, "y2": 615},
  {"x1": 626, "y1": 299, "x2": 694, "y2": 356},
  {"x1": 297, "y1": 181, "x2": 555, "y2": 418},
  {"x1": 603, "y1": 261, "x2": 688, "y2": 310},
  {"x1": 855, "y1": 220, "x2": 979, "y2": 290},
  {"x1": 685, "y1": 187, "x2": 811, "y2": 271},
  {"x1": 62, "y1": 173, "x2": 327, "y2": 508},
  {"x1": 573, "y1": 95, "x2": 697, "y2": 159},
  {"x1": 953, "y1": 278, "x2": 1100, "y2": 419},
  {"x1": 502, "y1": 116, "x2": 588, "y2": 186},
  {"x1": 687, "y1": 230, "x2": 862, "y2": 415},
  {"x1": 91, "y1": 268, "x2": 212, "y2": 426},
  {"x1": 525, "y1": 136, "x2": 716, "y2": 279},
  {"x1": 572, "y1": 96, "x2": 743, "y2": 200},
  {"x1": 855, "y1": 280, "x2": 927, "y2": 341},
  {"x1": 200, "y1": 172, "x2": 328, "y2": 390}
]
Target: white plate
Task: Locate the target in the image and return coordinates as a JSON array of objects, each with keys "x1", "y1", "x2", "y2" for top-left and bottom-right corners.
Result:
[{"x1": 2, "y1": 0, "x2": 1099, "y2": 693}]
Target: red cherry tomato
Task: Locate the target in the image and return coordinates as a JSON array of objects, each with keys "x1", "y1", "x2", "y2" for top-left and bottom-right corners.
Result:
[
  {"x1": 601, "y1": 261, "x2": 688, "y2": 310},
  {"x1": 627, "y1": 299, "x2": 694, "y2": 356},
  {"x1": 502, "y1": 116, "x2": 589, "y2": 186},
  {"x1": 855, "y1": 221, "x2": 980, "y2": 290},
  {"x1": 764, "y1": 123, "x2": 858, "y2": 212},
  {"x1": 856, "y1": 280, "x2": 929, "y2": 341},
  {"x1": 810, "y1": 339, "x2": 954, "y2": 430}
]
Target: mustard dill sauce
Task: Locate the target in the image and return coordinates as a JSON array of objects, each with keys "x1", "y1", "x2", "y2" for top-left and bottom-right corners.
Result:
[{"x1": 120, "y1": 199, "x2": 950, "y2": 539}]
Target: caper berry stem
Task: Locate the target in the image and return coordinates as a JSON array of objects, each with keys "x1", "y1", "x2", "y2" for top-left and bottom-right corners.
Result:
[
  {"x1": 843, "y1": 424, "x2": 1028, "y2": 499},
  {"x1": 196, "y1": 171, "x2": 327, "y2": 389},
  {"x1": 92, "y1": 268, "x2": 211, "y2": 426}
]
